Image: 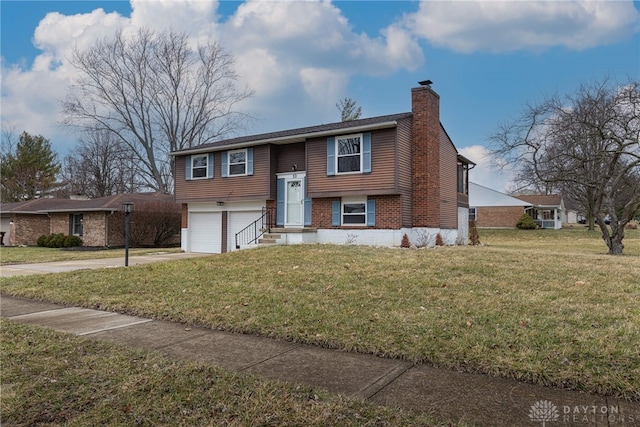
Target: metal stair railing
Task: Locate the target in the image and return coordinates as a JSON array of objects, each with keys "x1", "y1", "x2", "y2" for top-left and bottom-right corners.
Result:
[{"x1": 235, "y1": 207, "x2": 276, "y2": 249}]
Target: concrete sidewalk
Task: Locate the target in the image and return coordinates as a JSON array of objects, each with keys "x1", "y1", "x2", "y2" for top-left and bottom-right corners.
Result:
[
  {"x1": 0, "y1": 252, "x2": 208, "y2": 277},
  {"x1": 2, "y1": 294, "x2": 639, "y2": 426}
]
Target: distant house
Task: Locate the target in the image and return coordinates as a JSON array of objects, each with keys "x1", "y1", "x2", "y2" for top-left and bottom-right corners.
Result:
[
  {"x1": 468, "y1": 182, "x2": 565, "y2": 229},
  {"x1": 468, "y1": 182, "x2": 531, "y2": 228},
  {"x1": 515, "y1": 194, "x2": 565, "y2": 229},
  {"x1": 0, "y1": 192, "x2": 179, "y2": 247},
  {"x1": 562, "y1": 198, "x2": 586, "y2": 225},
  {"x1": 170, "y1": 82, "x2": 475, "y2": 253}
]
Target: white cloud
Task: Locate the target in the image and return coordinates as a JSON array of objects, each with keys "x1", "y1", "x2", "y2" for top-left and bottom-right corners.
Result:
[
  {"x1": 459, "y1": 145, "x2": 516, "y2": 192},
  {"x1": 407, "y1": 0, "x2": 640, "y2": 53},
  {"x1": 33, "y1": 9, "x2": 129, "y2": 66},
  {"x1": 1, "y1": 0, "x2": 424, "y2": 153},
  {"x1": 129, "y1": 0, "x2": 219, "y2": 40},
  {"x1": 299, "y1": 68, "x2": 347, "y2": 102}
]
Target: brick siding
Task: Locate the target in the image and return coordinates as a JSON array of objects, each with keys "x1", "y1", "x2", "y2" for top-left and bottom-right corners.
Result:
[
  {"x1": 310, "y1": 195, "x2": 402, "y2": 229},
  {"x1": 411, "y1": 86, "x2": 441, "y2": 228},
  {"x1": 476, "y1": 206, "x2": 525, "y2": 228},
  {"x1": 11, "y1": 214, "x2": 49, "y2": 246},
  {"x1": 181, "y1": 204, "x2": 188, "y2": 228}
]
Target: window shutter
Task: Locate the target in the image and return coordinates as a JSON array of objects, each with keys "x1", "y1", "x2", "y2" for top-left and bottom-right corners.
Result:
[
  {"x1": 221, "y1": 152, "x2": 228, "y2": 177},
  {"x1": 69, "y1": 214, "x2": 73, "y2": 235},
  {"x1": 276, "y1": 178, "x2": 285, "y2": 226},
  {"x1": 247, "y1": 148, "x2": 254, "y2": 175},
  {"x1": 303, "y1": 178, "x2": 312, "y2": 226},
  {"x1": 331, "y1": 200, "x2": 341, "y2": 226},
  {"x1": 363, "y1": 133, "x2": 372, "y2": 173},
  {"x1": 207, "y1": 153, "x2": 214, "y2": 179},
  {"x1": 185, "y1": 155, "x2": 192, "y2": 180},
  {"x1": 326, "y1": 137, "x2": 335, "y2": 176},
  {"x1": 366, "y1": 199, "x2": 376, "y2": 226}
]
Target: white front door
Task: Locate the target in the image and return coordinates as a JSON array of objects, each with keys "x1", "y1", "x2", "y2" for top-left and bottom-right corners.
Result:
[{"x1": 285, "y1": 179, "x2": 303, "y2": 226}]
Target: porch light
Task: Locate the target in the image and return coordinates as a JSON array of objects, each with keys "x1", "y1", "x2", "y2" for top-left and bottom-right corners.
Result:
[{"x1": 216, "y1": 201, "x2": 224, "y2": 206}]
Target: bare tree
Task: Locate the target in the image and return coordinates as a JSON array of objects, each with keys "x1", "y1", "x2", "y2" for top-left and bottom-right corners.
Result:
[
  {"x1": 60, "y1": 128, "x2": 143, "y2": 198},
  {"x1": 336, "y1": 97, "x2": 362, "y2": 122},
  {"x1": 110, "y1": 199, "x2": 181, "y2": 247},
  {"x1": 491, "y1": 78, "x2": 640, "y2": 255},
  {"x1": 61, "y1": 28, "x2": 253, "y2": 193}
]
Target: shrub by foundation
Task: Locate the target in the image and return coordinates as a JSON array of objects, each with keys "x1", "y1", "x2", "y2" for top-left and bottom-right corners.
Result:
[
  {"x1": 516, "y1": 214, "x2": 537, "y2": 230},
  {"x1": 400, "y1": 233, "x2": 411, "y2": 248},
  {"x1": 37, "y1": 233, "x2": 83, "y2": 248}
]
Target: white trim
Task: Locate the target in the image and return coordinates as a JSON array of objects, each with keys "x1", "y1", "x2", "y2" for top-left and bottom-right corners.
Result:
[
  {"x1": 341, "y1": 196, "x2": 366, "y2": 226},
  {"x1": 227, "y1": 148, "x2": 248, "y2": 176},
  {"x1": 335, "y1": 133, "x2": 363, "y2": 174},
  {"x1": 282, "y1": 172, "x2": 306, "y2": 227},
  {"x1": 317, "y1": 227, "x2": 462, "y2": 248},
  {"x1": 190, "y1": 154, "x2": 209, "y2": 180}
]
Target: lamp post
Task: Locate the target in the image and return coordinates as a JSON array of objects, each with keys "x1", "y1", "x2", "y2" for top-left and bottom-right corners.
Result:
[{"x1": 122, "y1": 202, "x2": 133, "y2": 267}]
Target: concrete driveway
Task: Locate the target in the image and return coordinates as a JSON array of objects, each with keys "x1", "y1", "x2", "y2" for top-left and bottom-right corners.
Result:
[{"x1": 0, "y1": 252, "x2": 210, "y2": 277}]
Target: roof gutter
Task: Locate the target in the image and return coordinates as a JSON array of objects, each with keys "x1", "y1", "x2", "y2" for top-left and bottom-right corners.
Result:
[
  {"x1": 7, "y1": 208, "x2": 119, "y2": 214},
  {"x1": 170, "y1": 120, "x2": 400, "y2": 156}
]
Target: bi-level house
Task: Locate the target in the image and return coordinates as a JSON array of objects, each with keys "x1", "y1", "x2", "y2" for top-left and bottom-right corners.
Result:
[{"x1": 171, "y1": 81, "x2": 474, "y2": 253}]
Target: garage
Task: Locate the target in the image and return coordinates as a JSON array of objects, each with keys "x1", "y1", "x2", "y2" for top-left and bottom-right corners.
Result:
[
  {"x1": 0, "y1": 217, "x2": 11, "y2": 246},
  {"x1": 228, "y1": 210, "x2": 262, "y2": 251},
  {"x1": 189, "y1": 212, "x2": 222, "y2": 253}
]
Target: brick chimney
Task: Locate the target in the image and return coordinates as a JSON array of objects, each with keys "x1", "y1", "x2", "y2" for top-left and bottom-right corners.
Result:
[{"x1": 411, "y1": 81, "x2": 440, "y2": 228}]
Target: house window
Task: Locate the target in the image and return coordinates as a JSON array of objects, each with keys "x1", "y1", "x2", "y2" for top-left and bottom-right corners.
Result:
[
  {"x1": 342, "y1": 197, "x2": 367, "y2": 225},
  {"x1": 72, "y1": 214, "x2": 83, "y2": 236},
  {"x1": 457, "y1": 162, "x2": 468, "y2": 194},
  {"x1": 336, "y1": 134, "x2": 362, "y2": 174},
  {"x1": 228, "y1": 149, "x2": 247, "y2": 176},
  {"x1": 191, "y1": 155, "x2": 208, "y2": 179},
  {"x1": 469, "y1": 208, "x2": 477, "y2": 222}
]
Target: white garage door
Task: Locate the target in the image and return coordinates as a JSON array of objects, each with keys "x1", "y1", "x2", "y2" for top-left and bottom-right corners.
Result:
[
  {"x1": 190, "y1": 212, "x2": 222, "y2": 253},
  {"x1": 1, "y1": 218, "x2": 11, "y2": 246},
  {"x1": 228, "y1": 211, "x2": 262, "y2": 251}
]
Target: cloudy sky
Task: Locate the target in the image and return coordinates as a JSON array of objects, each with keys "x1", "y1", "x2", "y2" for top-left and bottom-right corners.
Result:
[{"x1": 1, "y1": 0, "x2": 639, "y2": 192}]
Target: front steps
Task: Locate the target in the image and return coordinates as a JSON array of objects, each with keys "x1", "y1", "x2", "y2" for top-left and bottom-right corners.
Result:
[
  {"x1": 258, "y1": 232, "x2": 281, "y2": 245},
  {"x1": 257, "y1": 228, "x2": 318, "y2": 246}
]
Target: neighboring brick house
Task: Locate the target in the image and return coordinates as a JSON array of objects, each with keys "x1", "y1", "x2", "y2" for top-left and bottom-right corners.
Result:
[
  {"x1": 0, "y1": 192, "x2": 179, "y2": 247},
  {"x1": 171, "y1": 81, "x2": 475, "y2": 253},
  {"x1": 468, "y1": 182, "x2": 565, "y2": 229},
  {"x1": 468, "y1": 182, "x2": 531, "y2": 228}
]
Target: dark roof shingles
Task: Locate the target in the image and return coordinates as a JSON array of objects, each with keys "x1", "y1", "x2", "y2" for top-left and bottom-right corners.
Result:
[
  {"x1": 1, "y1": 192, "x2": 175, "y2": 214},
  {"x1": 172, "y1": 112, "x2": 413, "y2": 154}
]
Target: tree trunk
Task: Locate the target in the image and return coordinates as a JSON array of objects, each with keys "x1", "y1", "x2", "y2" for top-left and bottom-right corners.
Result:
[
  {"x1": 600, "y1": 222, "x2": 625, "y2": 255},
  {"x1": 606, "y1": 237, "x2": 625, "y2": 255}
]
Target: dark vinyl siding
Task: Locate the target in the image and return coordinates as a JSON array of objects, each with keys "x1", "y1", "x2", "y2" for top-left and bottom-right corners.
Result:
[
  {"x1": 276, "y1": 142, "x2": 306, "y2": 173},
  {"x1": 439, "y1": 127, "x2": 458, "y2": 229},
  {"x1": 307, "y1": 128, "x2": 397, "y2": 198},
  {"x1": 269, "y1": 144, "x2": 278, "y2": 201},
  {"x1": 174, "y1": 145, "x2": 271, "y2": 203}
]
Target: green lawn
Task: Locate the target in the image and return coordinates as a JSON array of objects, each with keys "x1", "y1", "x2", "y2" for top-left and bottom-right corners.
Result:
[
  {"x1": 0, "y1": 246, "x2": 181, "y2": 265},
  {"x1": 2, "y1": 228, "x2": 639, "y2": 401},
  {"x1": 2, "y1": 320, "x2": 442, "y2": 426}
]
